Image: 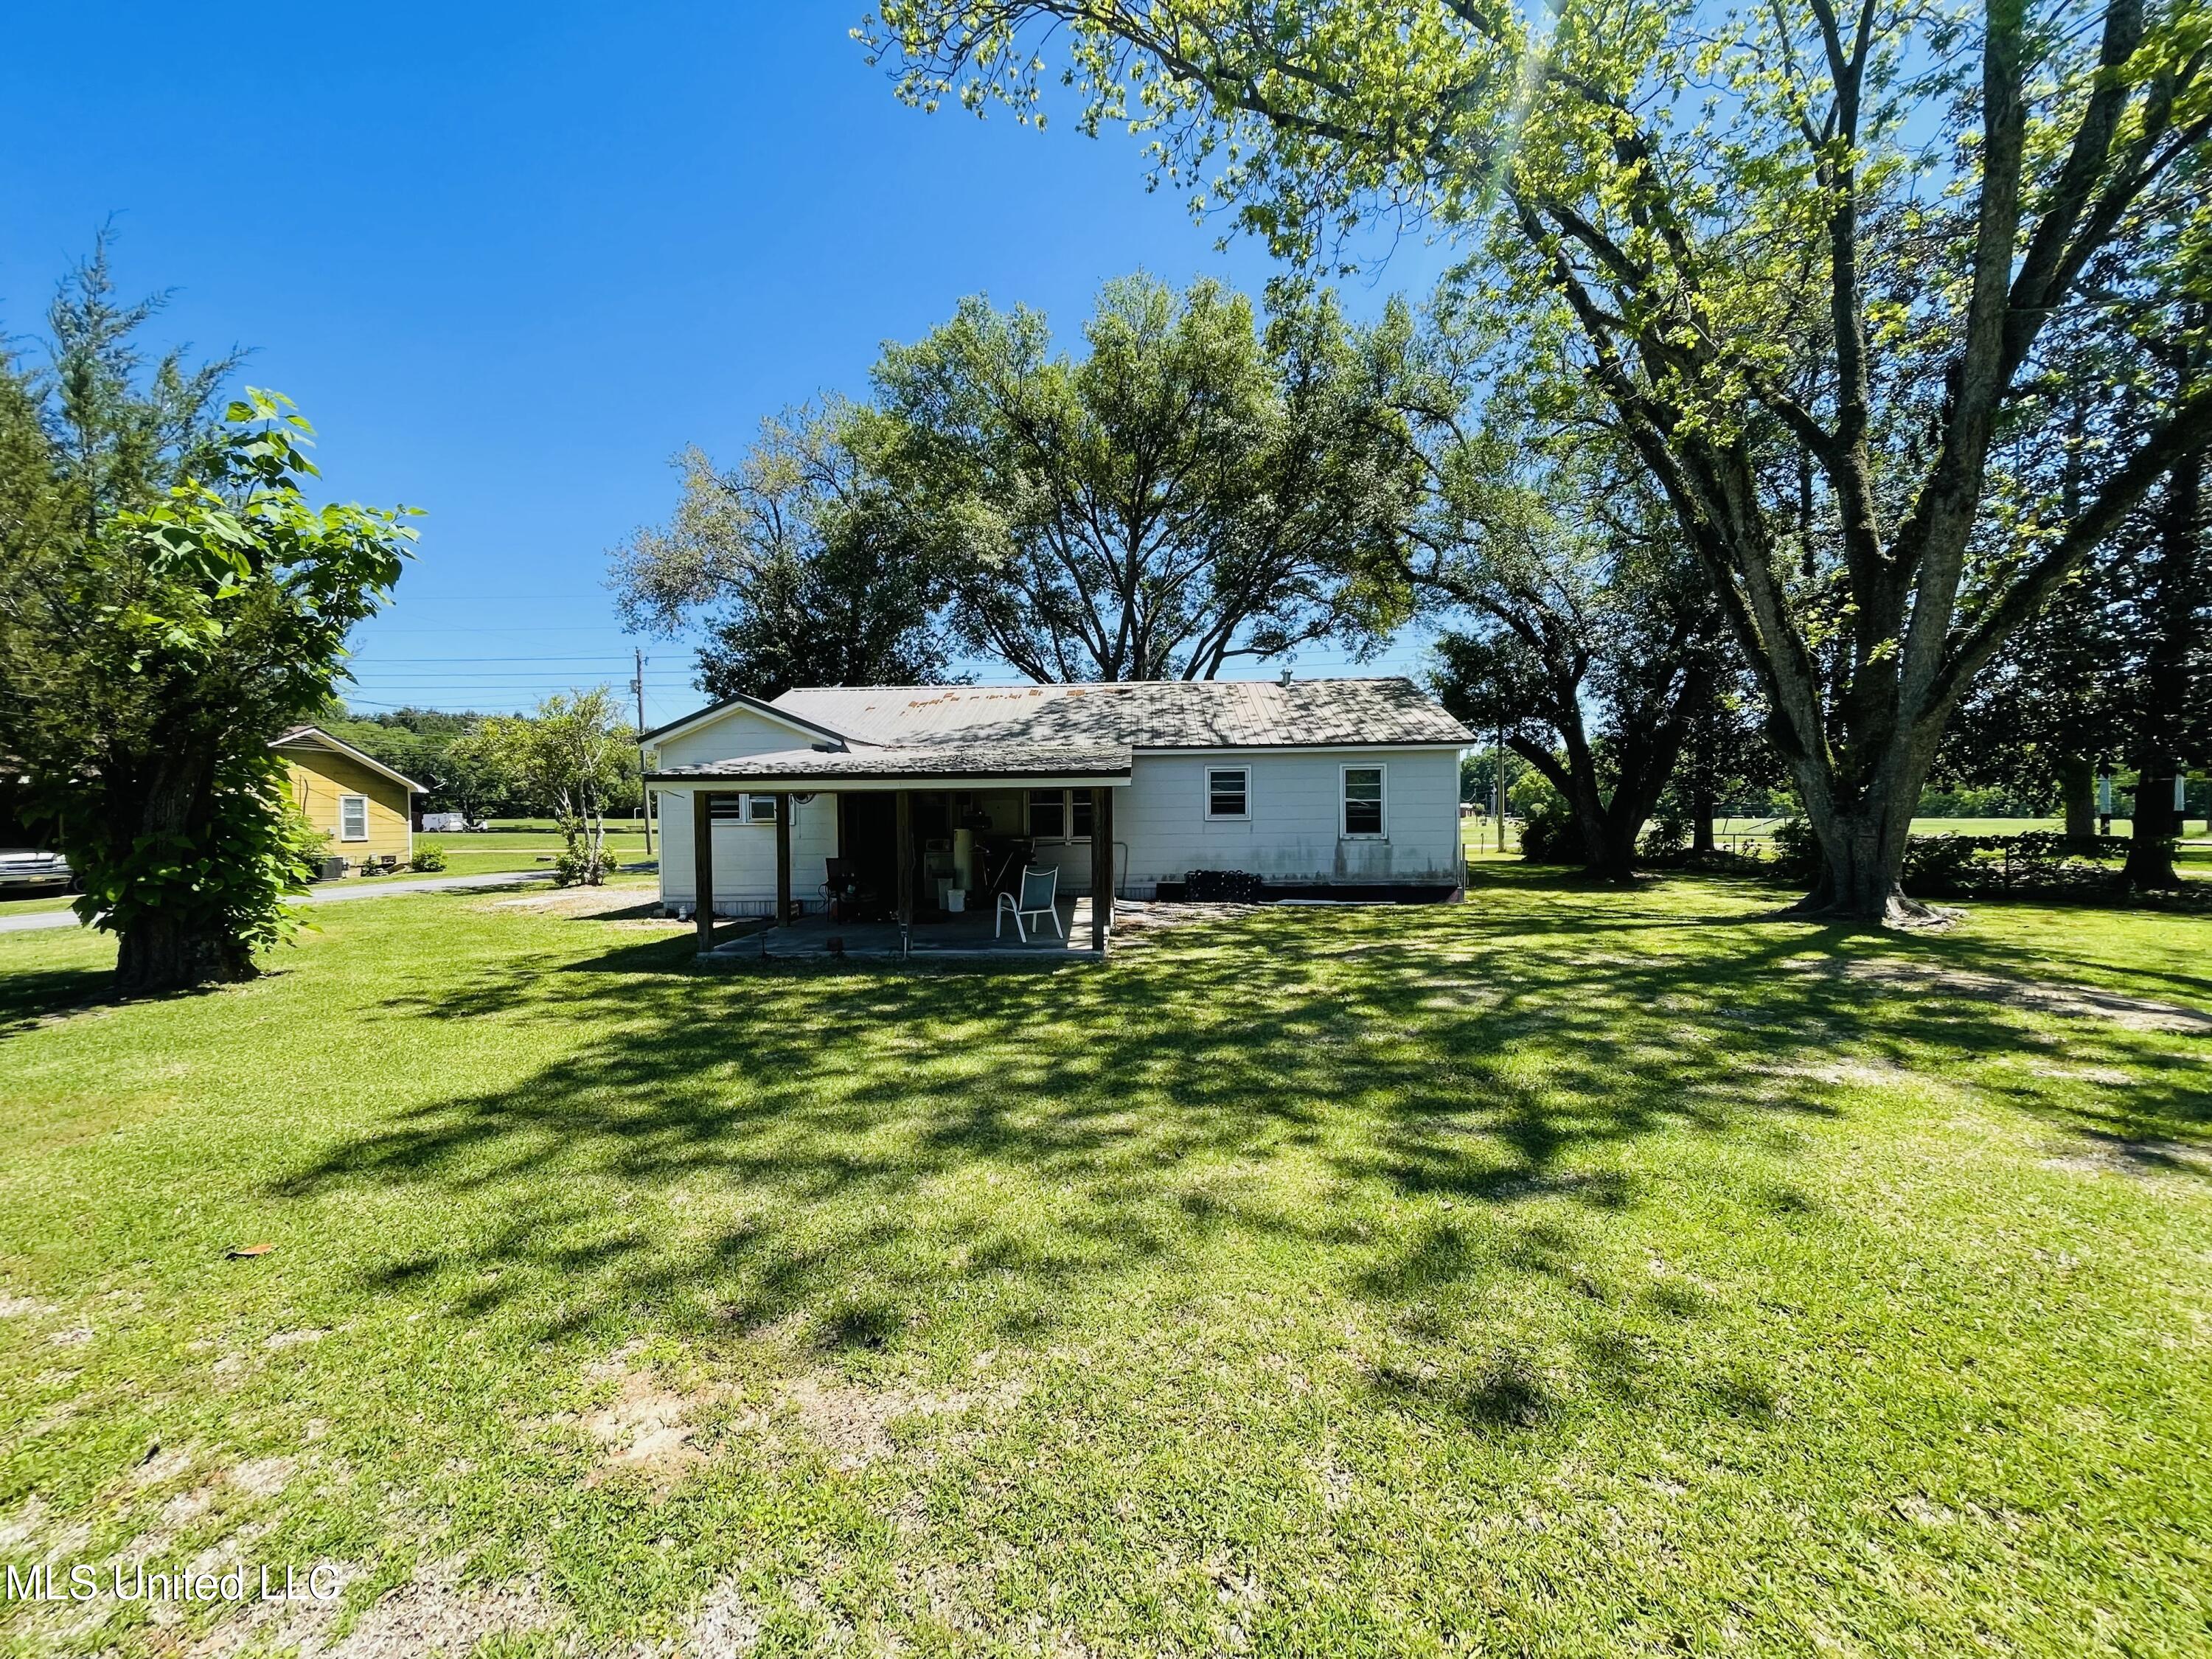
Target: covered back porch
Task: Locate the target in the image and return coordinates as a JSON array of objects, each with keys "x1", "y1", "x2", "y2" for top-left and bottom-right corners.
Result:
[{"x1": 648, "y1": 740, "x2": 1132, "y2": 959}]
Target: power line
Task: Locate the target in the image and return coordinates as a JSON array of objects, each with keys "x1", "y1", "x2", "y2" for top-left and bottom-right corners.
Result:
[
  {"x1": 345, "y1": 659, "x2": 655, "y2": 668},
  {"x1": 375, "y1": 591, "x2": 617, "y2": 600}
]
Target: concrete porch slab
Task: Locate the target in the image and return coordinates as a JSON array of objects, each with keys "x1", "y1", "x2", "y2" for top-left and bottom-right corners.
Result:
[{"x1": 705, "y1": 898, "x2": 1107, "y2": 959}]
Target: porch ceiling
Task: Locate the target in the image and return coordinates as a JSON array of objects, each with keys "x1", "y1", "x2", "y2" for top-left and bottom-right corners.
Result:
[{"x1": 647, "y1": 741, "x2": 1132, "y2": 790}]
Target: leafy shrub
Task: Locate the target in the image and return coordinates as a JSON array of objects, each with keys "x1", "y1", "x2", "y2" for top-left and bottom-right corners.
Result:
[
  {"x1": 1899, "y1": 830, "x2": 2132, "y2": 898},
  {"x1": 1517, "y1": 795, "x2": 1580, "y2": 863},
  {"x1": 1640, "y1": 802, "x2": 1691, "y2": 863},
  {"x1": 1730, "y1": 821, "x2": 2197, "y2": 907},
  {"x1": 1768, "y1": 817, "x2": 1823, "y2": 885},
  {"x1": 409, "y1": 841, "x2": 448, "y2": 874},
  {"x1": 1899, "y1": 833, "x2": 1978, "y2": 892},
  {"x1": 553, "y1": 845, "x2": 609, "y2": 887}
]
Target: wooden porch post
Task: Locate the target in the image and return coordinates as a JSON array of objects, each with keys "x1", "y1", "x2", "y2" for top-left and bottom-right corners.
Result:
[
  {"x1": 894, "y1": 790, "x2": 914, "y2": 934},
  {"x1": 692, "y1": 788, "x2": 714, "y2": 953},
  {"x1": 1091, "y1": 784, "x2": 1114, "y2": 952},
  {"x1": 774, "y1": 792, "x2": 792, "y2": 924}
]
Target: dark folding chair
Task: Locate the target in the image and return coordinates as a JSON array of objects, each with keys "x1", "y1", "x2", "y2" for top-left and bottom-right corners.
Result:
[{"x1": 821, "y1": 858, "x2": 880, "y2": 923}]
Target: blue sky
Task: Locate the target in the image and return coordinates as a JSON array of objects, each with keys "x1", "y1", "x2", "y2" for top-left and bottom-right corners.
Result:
[{"x1": 1, "y1": 3, "x2": 1455, "y2": 726}]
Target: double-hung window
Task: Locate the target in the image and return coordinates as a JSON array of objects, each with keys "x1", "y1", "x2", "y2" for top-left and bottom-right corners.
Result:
[
  {"x1": 1206, "y1": 767, "x2": 1250, "y2": 820},
  {"x1": 338, "y1": 794, "x2": 369, "y2": 842},
  {"x1": 1340, "y1": 766, "x2": 1385, "y2": 838},
  {"x1": 1027, "y1": 789, "x2": 1093, "y2": 842}
]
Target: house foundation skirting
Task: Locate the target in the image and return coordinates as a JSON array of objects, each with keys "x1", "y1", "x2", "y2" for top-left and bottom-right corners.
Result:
[{"x1": 1144, "y1": 880, "x2": 1462, "y2": 904}]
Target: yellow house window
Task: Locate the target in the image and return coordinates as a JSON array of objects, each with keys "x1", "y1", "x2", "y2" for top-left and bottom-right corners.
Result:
[{"x1": 339, "y1": 795, "x2": 369, "y2": 841}]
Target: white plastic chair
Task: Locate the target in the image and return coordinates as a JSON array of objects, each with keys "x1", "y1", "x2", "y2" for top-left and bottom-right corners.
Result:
[{"x1": 995, "y1": 864, "x2": 1064, "y2": 942}]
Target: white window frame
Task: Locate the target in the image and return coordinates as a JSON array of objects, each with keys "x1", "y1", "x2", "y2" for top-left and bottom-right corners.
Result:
[
  {"x1": 1205, "y1": 766, "x2": 1251, "y2": 821},
  {"x1": 338, "y1": 794, "x2": 369, "y2": 842},
  {"x1": 1340, "y1": 764, "x2": 1387, "y2": 840},
  {"x1": 1026, "y1": 788, "x2": 1093, "y2": 844},
  {"x1": 745, "y1": 794, "x2": 779, "y2": 824},
  {"x1": 706, "y1": 793, "x2": 779, "y2": 826}
]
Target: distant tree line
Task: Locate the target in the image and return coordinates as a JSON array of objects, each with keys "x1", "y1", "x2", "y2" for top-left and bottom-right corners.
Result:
[{"x1": 313, "y1": 704, "x2": 642, "y2": 824}]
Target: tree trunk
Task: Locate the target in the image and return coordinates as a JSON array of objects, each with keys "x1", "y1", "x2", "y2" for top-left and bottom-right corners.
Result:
[
  {"x1": 116, "y1": 909, "x2": 254, "y2": 997},
  {"x1": 2122, "y1": 764, "x2": 2181, "y2": 890},
  {"x1": 1557, "y1": 782, "x2": 1619, "y2": 880},
  {"x1": 1593, "y1": 817, "x2": 1641, "y2": 883},
  {"x1": 1557, "y1": 739, "x2": 1638, "y2": 886},
  {"x1": 1686, "y1": 661, "x2": 1717, "y2": 855},
  {"x1": 1777, "y1": 718, "x2": 1949, "y2": 925},
  {"x1": 2058, "y1": 756, "x2": 2096, "y2": 844},
  {"x1": 1691, "y1": 776, "x2": 1717, "y2": 855},
  {"x1": 2120, "y1": 426, "x2": 2201, "y2": 891},
  {"x1": 1789, "y1": 805, "x2": 1935, "y2": 925},
  {"x1": 110, "y1": 752, "x2": 257, "y2": 996}
]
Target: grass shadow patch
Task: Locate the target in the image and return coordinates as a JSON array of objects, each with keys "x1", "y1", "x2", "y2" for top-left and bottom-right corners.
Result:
[{"x1": 0, "y1": 962, "x2": 114, "y2": 1037}]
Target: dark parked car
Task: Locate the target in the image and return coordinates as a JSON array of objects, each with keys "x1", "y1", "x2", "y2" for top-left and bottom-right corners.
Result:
[{"x1": 0, "y1": 847, "x2": 76, "y2": 894}]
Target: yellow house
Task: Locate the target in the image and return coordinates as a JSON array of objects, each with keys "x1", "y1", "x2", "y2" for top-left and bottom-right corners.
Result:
[{"x1": 272, "y1": 726, "x2": 425, "y2": 867}]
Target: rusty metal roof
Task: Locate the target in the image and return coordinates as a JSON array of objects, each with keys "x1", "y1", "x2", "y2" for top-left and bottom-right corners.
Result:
[{"x1": 767, "y1": 677, "x2": 1469, "y2": 750}]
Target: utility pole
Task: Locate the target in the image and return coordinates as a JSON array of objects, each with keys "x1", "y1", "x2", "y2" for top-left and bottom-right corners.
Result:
[
  {"x1": 632, "y1": 648, "x2": 653, "y2": 857},
  {"x1": 1495, "y1": 724, "x2": 1507, "y2": 854}
]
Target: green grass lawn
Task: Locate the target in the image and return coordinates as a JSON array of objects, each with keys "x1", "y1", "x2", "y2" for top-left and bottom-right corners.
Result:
[
  {"x1": 1459, "y1": 815, "x2": 2212, "y2": 867},
  {"x1": 1, "y1": 874, "x2": 2208, "y2": 1655},
  {"x1": 1711, "y1": 815, "x2": 2212, "y2": 844},
  {"x1": 313, "y1": 830, "x2": 655, "y2": 886}
]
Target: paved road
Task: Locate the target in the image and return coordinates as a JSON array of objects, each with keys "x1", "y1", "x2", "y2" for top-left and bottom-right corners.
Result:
[{"x1": 0, "y1": 869, "x2": 554, "y2": 935}]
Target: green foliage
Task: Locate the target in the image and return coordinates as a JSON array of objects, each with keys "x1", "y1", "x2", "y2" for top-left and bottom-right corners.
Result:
[
  {"x1": 62, "y1": 756, "x2": 333, "y2": 959},
  {"x1": 1770, "y1": 818, "x2": 1823, "y2": 886},
  {"x1": 319, "y1": 708, "x2": 521, "y2": 818},
  {"x1": 1641, "y1": 801, "x2": 1691, "y2": 862},
  {"x1": 552, "y1": 845, "x2": 602, "y2": 887},
  {"x1": 409, "y1": 841, "x2": 450, "y2": 874},
  {"x1": 617, "y1": 274, "x2": 1422, "y2": 688},
  {"x1": 611, "y1": 411, "x2": 953, "y2": 700},
  {"x1": 1898, "y1": 834, "x2": 1983, "y2": 897},
  {"x1": 1516, "y1": 790, "x2": 1579, "y2": 863},
  {"x1": 872, "y1": 273, "x2": 1418, "y2": 680},
  {"x1": 1423, "y1": 373, "x2": 1722, "y2": 879},
  {"x1": 866, "y1": 0, "x2": 2212, "y2": 917},
  {"x1": 0, "y1": 244, "x2": 418, "y2": 990},
  {"x1": 1893, "y1": 831, "x2": 2186, "y2": 902},
  {"x1": 455, "y1": 689, "x2": 633, "y2": 886}
]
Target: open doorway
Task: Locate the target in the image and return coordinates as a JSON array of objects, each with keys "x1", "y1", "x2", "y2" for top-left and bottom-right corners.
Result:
[{"x1": 836, "y1": 791, "x2": 961, "y2": 919}]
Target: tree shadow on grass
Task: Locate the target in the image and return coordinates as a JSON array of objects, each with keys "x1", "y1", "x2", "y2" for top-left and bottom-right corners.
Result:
[
  {"x1": 0, "y1": 961, "x2": 114, "y2": 1037},
  {"x1": 254, "y1": 878, "x2": 2212, "y2": 1472}
]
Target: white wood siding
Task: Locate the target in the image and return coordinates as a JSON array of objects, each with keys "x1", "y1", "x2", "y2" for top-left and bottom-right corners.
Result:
[
  {"x1": 1111, "y1": 748, "x2": 1462, "y2": 893},
  {"x1": 658, "y1": 790, "x2": 840, "y2": 912},
  {"x1": 653, "y1": 707, "x2": 841, "y2": 912},
  {"x1": 648, "y1": 702, "x2": 1464, "y2": 909},
  {"x1": 651, "y1": 705, "x2": 823, "y2": 769}
]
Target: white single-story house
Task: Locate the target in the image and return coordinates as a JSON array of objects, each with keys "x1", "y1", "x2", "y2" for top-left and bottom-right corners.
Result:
[{"x1": 642, "y1": 677, "x2": 1472, "y2": 953}]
